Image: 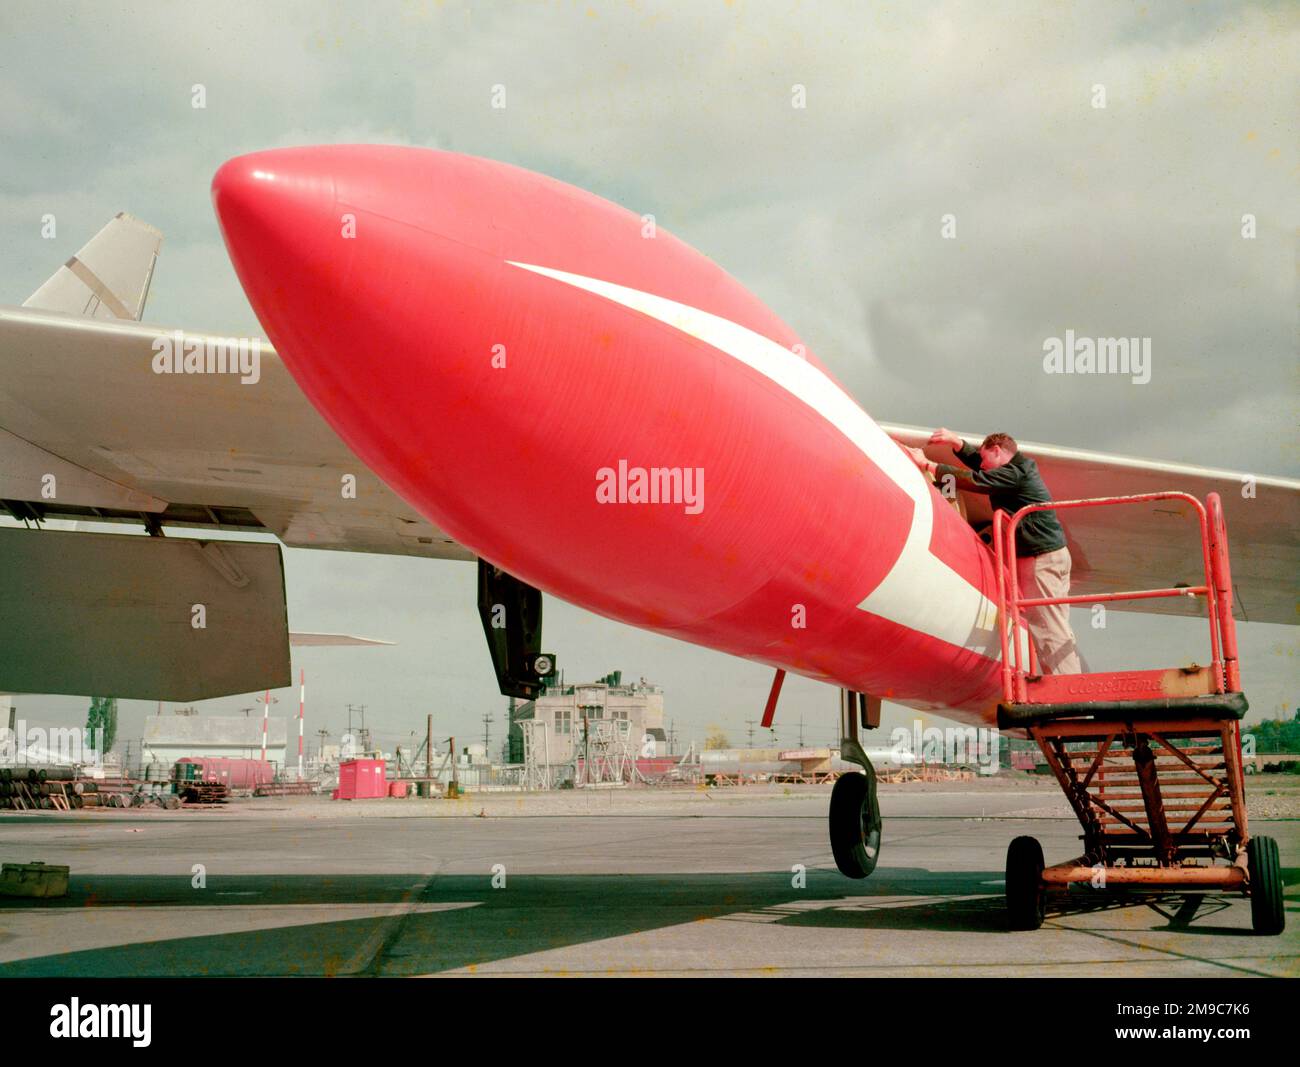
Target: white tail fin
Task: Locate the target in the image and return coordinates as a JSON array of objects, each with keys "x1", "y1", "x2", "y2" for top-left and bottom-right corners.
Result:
[{"x1": 23, "y1": 212, "x2": 162, "y2": 321}]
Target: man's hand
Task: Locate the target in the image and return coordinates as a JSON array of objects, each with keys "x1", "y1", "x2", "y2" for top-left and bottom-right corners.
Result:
[
  {"x1": 929, "y1": 427, "x2": 964, "y2": 450},
  {"x1": 902, "y1": 445, "x2": 937, "y2": 476}
]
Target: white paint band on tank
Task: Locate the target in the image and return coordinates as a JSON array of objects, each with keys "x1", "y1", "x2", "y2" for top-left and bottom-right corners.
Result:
[{"x1": 508, "y1": 261, "x2": 1002, "y2": 660}]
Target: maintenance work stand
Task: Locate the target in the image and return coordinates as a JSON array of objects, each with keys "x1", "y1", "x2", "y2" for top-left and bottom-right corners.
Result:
[{"x1": 993, "y1": 491, "x2": 1284, "y2": 935}]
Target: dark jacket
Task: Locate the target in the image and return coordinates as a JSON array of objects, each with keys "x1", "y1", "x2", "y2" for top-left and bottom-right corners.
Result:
[{"x1": 935, "y1": 443, "x2": 1066, "y2": 557}]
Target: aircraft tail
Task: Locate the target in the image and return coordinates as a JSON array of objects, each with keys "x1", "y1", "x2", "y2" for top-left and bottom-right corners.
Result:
[{"x1": 23, "y1": 212, "x2": 162, "y2": 321}]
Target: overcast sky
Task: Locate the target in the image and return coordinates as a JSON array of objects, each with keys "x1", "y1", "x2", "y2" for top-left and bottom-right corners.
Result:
[{"x1": 2, "y1": 1, "x2": 1296, "y2": 756}]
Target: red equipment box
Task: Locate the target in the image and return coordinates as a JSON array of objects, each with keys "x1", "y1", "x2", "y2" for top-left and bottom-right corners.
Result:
[{"x1": 336, "y1": 758, "x2": 387, "y2": 800}]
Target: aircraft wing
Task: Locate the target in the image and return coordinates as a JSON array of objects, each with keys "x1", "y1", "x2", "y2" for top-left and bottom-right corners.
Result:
[
  {"x1": 0, "y1": 304, "x2": 471, "y2": 560},
  {"x1": 882, "y1": 423, "x2": 1299, "y2": 625},
  {"x1": 289, "y1": 632, "x2": 396, "y2": 647}
]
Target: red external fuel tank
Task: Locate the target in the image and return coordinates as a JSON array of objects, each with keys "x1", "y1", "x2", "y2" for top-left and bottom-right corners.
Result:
[{"x1": 214, "y1": 146, "x2": 1012, "y2": 726}]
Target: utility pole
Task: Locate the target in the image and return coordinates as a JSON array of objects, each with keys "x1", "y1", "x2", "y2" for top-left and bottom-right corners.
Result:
[
  {"x1": 667, "y1": 719, "x2": 677, "y2": 755},
  {"x1": 746, "y1": 720, "x2": 757, "y2": 747},
  {"x1": 425, "y1": 714, "x2": 434, "y2": 798},
  {"x1": 347, "y1": 704, "x2": 369, "y2": 754},
  {"x1": 798, "y1": 715, "x2": 805, "y2": 748},
  {"x1": 481, "y1": 711, "x2": 493, "y2": 753},
  {"x1": 507, "y1": 696, "x2": 517, "y2": 763}
]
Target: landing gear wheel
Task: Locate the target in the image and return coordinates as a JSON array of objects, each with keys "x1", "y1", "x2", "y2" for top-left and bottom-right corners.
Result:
[
  {"x1": 829, "y1": 770, "x2": 881, "y2": 879},
  {"x1": 1247, "y1": 836, "x2": 1284, "y2": 935},
  {"x1": 1006, "y1": 836, "x2": 1046, "y2": 930}
]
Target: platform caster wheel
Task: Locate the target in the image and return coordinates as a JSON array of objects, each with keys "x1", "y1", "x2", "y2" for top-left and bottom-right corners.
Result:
[
  {"x1": 1247, "y1": 836, "x2": 1284, "y2": 935},
  {"x1": 1006, "y1": 836, "x2": 1046, "y2": 930},
  {"x1": 829, "y1": 771, "x2": 881, "y2": 879}
]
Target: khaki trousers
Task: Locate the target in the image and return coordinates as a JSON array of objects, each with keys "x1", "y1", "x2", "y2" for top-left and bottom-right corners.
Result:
[{"x1": 1015, "y1": 546, "x2": 1082, "y2": 675}]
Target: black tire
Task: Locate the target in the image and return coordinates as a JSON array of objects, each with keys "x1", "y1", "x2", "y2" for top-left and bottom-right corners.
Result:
[
  {"x1": 1006, "y1": 836, "x2": 1046, "y2": 930},
  {"x1": 1247, "y1": 836, "x2": 1284, "y2": 935},
  {"x1": 829, "y1": 771, "x2": 882, "y2": 879}
]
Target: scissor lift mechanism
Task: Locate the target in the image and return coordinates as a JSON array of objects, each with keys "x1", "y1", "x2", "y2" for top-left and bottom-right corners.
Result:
[{"x1": 993, "y1": 491, "x2": 1284, "y2": 934}]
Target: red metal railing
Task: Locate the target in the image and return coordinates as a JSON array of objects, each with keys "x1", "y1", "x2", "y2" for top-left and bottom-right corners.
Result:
[{"x1": 994, "y1": 491, "x2": 1240, "y2": 704}]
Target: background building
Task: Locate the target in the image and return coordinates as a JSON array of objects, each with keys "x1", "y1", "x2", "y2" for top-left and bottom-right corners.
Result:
[
  {"x1": 509, "y1": 671, "x2": 665, "y2": 765},
  {"x1": 141, "y1": 709, "x2": 288, "y2": 778}
]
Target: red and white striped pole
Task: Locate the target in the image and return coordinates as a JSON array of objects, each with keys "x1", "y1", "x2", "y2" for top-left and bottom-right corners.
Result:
[
  {"x1": 298, "y1": 669, "x2": 305, "y2": 779},
  {"x1": 261, "y1": 689, "x2": 269, "y2": 763}
]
